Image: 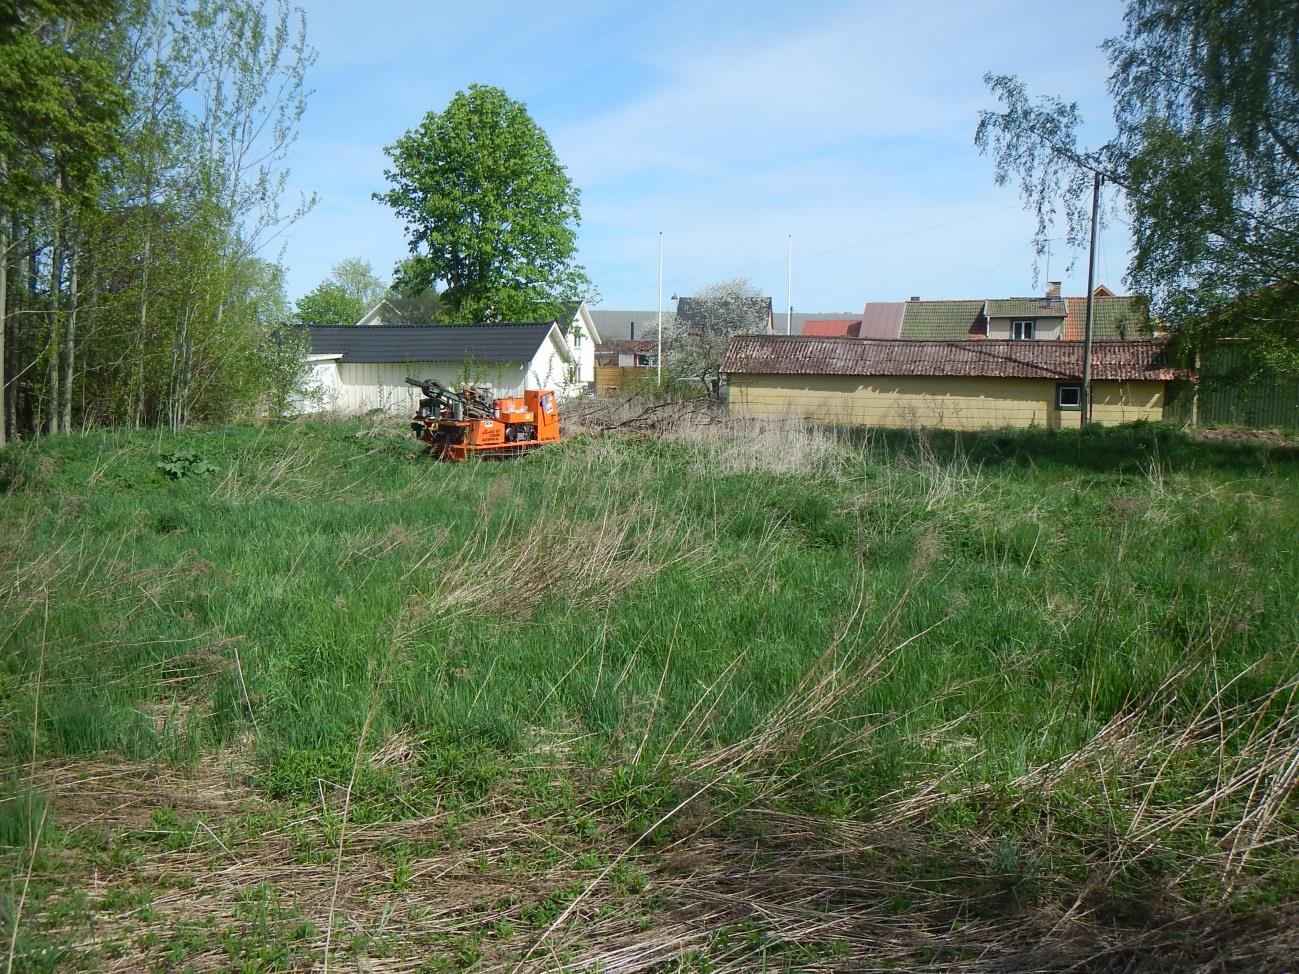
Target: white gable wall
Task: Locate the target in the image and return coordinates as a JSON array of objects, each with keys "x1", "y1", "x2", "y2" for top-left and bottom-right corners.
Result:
[
  {"x1": 526, "y1": 327, "x2": 582, "y2": 397},
  {"x1": 568, "y1": 304, "x2": 600, "y2": 386}
]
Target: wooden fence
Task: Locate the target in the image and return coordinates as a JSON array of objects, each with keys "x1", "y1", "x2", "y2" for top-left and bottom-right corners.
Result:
[{"x1": 595, "y1": 366, "x2": 657, "y2": 398}]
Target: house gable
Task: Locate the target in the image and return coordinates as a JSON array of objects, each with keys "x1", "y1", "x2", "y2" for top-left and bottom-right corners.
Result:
[
  {"x1": 891, "y1": 287, "x2": 1146, "y2": 342},
  {"x1": 355, "y1": 300, "x2": 399, "y2": 326}
]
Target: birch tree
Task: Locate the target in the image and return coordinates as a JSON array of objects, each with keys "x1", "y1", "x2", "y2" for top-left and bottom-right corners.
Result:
[{"x1": 976, "y1": 0, "x2": 1299, "y2": 370}]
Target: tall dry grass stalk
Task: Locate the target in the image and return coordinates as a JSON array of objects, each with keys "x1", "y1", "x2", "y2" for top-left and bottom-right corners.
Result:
[
  {"x1": 4, "y1": 596, "x2": 50, "y2": 974},
  {"x1": 421, "y1": 490, "x2": 717, "y2": 628},
  {"x1": 670, "y1": 418, "x2": 853, "y2": 478}
]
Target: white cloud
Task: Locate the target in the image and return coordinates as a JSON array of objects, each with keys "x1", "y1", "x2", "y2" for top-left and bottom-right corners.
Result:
[{"x1": 279, "y1": 0, "x2": 1134, "y2": 308}]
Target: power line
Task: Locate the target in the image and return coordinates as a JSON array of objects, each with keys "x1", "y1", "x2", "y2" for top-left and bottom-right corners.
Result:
[
  {"x1": 940, "y1": 239, "x2": 1036, "y2": 298},
  {"x1": 611, "y1": 204, "x2": 1022, "y2": 297}
]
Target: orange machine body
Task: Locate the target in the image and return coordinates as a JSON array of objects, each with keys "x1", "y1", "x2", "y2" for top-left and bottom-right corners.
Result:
[{"x1": 411, "y1": 386, "x2": 560, "y2": 461}]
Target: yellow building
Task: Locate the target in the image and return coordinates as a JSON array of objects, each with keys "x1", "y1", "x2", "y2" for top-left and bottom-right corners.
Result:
[{"x1": 722, "y1": 336, "x2": 1179, "y2": 430}]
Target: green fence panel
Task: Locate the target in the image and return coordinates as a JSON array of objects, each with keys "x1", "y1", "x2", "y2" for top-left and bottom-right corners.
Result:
[{"x1": 1195, "y1": 344, "x2": 1299, "y2": 429}]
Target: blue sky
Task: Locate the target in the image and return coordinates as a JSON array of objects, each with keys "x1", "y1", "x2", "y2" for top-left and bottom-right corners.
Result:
[{"x1": 277, "y1": 0, "x2": 1133, "y2": 313}]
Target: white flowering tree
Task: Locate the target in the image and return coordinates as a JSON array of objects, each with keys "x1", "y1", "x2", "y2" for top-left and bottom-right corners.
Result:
[{"x1": 666, "y1": 277, "x2": 771, "y2": 387}]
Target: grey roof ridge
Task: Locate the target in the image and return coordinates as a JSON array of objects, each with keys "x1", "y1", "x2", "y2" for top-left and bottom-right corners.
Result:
[{"x1": 308, "y1": 320, "x2": 556, "y2": 329}]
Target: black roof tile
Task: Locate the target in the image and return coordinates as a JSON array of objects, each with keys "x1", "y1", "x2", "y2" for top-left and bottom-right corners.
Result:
[{"x1": 308, "y1": 323, "x2": 555, "y2": 364}]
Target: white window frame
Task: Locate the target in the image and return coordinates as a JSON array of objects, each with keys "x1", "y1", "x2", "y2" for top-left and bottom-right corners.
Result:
[{"x1": 1012, "y1": 319, "x2": 1036, "y2": 340}]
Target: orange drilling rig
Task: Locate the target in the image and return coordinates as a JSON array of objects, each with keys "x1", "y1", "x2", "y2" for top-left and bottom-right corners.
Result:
[{"x1": 405, "y1": 377, "x2": 560, "y2": 461}]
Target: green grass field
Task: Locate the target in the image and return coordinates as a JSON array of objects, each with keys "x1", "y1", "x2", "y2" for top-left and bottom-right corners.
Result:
[{"x1": 2, "y1": 413, "x2": 1298, "y2": 971}]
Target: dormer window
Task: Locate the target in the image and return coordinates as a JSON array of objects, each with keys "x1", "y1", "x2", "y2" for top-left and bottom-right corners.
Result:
[{"x1": 1012, "y1": 320, "x2": 1035, "y2": 340}]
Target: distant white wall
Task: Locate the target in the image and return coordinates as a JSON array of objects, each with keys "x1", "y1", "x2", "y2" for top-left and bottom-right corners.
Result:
[
  {"x1": 294, "y1": 361, "x2": 527, "y2": 415},
  {"x1": 569, "y1": 305, "x2": 598, "y2": 385}
]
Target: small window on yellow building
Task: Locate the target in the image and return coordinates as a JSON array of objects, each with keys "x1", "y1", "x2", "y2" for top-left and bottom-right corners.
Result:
[{"x1": 1057, "y1": 384, "x2": 1082, "y2": 410}]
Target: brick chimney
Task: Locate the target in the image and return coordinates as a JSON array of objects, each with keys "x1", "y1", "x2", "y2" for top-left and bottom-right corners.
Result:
[{"x1": 1045, "y1": 281, "x2": 1062, "y2": 298}]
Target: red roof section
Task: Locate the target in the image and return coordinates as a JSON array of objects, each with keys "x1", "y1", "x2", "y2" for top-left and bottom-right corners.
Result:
[
  {"x1": 722, "y1": 336, "x2": 1181, "y2": 382},
  {"x1": 803, "y1": 319, "x2": 862, "y2": 337}
]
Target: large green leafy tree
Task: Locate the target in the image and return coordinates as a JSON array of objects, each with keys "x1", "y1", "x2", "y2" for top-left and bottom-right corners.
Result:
[
  {"x1": 294, "y1": 258, "x2": 386, "y2": 324},
  {"x1": 0, "y1": 0, "x2": 125, "y2": 210},
  {"x1": 976, "y1": 0, "x2": 1299, "y2": 371},
  {"x1": 331, "y1": 257, "x2": 386, "y2": 311},
  {"x1": 294, "y1": 282, "x2": 364, "y2": 325},
  {"x1": 375, "y1": 84, "x2": 592, "y2": 323}
]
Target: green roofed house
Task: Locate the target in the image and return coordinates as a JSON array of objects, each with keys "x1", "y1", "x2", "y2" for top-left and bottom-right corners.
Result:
[
  {"x1": 868, "y1": 283, "x2": 1153, "y2": 343},
  {"x1": 895, "y1": 300, "x2": 986, "y2": 340},
  {"x1": 1063, "y1": 287, "x2": 1151, "y2": 340}
]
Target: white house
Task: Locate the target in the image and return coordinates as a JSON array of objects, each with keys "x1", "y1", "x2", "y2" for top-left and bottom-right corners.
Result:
[
  {"x1": 296, "y1": 304, "x2": 601, "y2": 414},
  {"x1": 354, "y1": 299, "x2": 398, "y2": 326}
]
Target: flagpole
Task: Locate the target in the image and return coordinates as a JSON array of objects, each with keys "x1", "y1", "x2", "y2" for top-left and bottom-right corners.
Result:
[
  {"x1": 656, "y1": 231, "x2": 663, "y2": 385},
  {"x1": 786, "y1": 234, "x2": 793, "y2": 334}
]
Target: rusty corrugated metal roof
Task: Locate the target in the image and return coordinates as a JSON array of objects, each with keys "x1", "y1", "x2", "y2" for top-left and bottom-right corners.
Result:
[{"x1": 721, "y1": 336, "x2": 1181, "y2": 382}]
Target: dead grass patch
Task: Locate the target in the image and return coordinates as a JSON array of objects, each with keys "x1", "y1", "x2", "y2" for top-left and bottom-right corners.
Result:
[{"x1": 13, "y1": 752, "x2": 1299, "y2": 973}]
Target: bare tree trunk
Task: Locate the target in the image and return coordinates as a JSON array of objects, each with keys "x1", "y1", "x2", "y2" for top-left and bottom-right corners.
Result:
[
  {"x1": 170, "y1": 307, "x2": 190, "y2": 431},
  {"x1": 0, "y1": 215, "x2": 7, "y2": 450},
  {"x1": 61, "y1": 238, "x2": 78, "y2": 434},
  {"x1": 7, "y1": 218, "x2": 24, "y2": 440},
  {"x1": 46, "y1": 174, "x2": 62, "y2": 436},
  {"x1": 23, "y1": 233, "x2": 39, "y2": 437},
  {"x1": 135, "y1": 220, "x2": 151, "y2": 429}
]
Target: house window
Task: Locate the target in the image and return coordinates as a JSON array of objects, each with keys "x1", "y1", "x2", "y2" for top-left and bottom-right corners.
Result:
[
  {"x1": 1012, "y1": 320, "x2": 1035, "y2": 340},
  {"x1": 1057, "y1": 384, "x2": 1082, "y2": 410},
  {"x1": 635, "y1": 354, "x2": 651, "y2": 367},
  {"x1": 572, "y1": 331, "x2": 582, "y2": 348}
]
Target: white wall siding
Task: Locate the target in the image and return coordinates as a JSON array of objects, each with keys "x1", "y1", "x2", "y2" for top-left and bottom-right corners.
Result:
[{"x1": 308, "y1": 361, "x2": 526, "y2": 415}]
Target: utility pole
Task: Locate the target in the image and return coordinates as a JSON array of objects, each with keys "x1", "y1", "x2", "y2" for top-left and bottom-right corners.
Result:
[
  {"x1": 1081, "y1": 173, "x2": 1102, "y2": 426},
  {"x1": 656, "y1": 231, "x2": 663, "y2": 385},
  {"x1": 786, "y1": 234, "x2": 793, "y2": 334}
]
